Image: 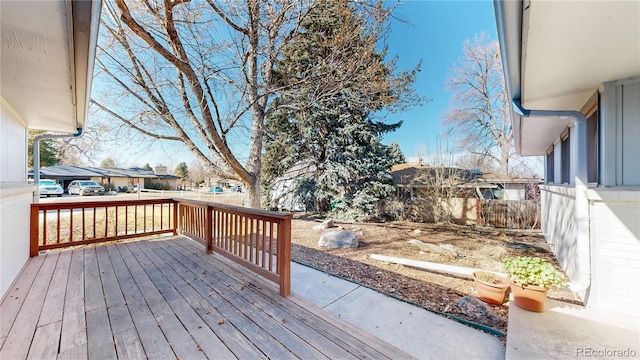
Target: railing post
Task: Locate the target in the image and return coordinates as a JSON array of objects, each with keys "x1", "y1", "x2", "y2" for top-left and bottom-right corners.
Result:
[
  {"x1": 277, "y1": 214, "x2": 292, "y2": 297},
  {"x1": 30, "y1": 205, "x2": 40, "y2": 257},
  {"x1": 206, "y1": 206, "x2": 213, "y2": 254},
  {"x1": 173, "y1": 200, "x2": 179, "y2": 235}
]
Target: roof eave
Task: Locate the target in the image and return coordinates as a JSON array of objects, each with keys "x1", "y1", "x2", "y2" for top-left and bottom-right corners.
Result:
[{"x1": 494, "y1": 0, "x2": 524, "y2": 154}]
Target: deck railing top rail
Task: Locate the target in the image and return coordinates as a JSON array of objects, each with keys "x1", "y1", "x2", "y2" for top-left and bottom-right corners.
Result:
[
  {"x1": 174, "y1": 198, "x2": 292, "y2": 220},
  {"x1": 33, "y1": 198, "x2": 176, "y2": 210}
]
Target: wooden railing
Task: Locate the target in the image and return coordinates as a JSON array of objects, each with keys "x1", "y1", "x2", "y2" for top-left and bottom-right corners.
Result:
[
  {"x1": 176, "y1": 199, "x2": 292, "y2": 296},
  {"x1": 30, "y1": 198, "x2": 292, "y2": 296},
  {"x1": 30, "y1": 199, "x2": 177, "y2": 255}
]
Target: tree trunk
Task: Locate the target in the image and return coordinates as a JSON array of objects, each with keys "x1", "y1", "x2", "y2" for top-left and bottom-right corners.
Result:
[
  {"x1": 245, "y1": 176, "x2": 260, "y2": 209},
  {"x1": 500, "y1": 140, "x2": 510, "y2": 175}
]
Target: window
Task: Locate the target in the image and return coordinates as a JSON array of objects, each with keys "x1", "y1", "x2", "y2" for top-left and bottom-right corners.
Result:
[
  {"x1": 561, "y1": 130, "x2": 570, "y2": 184},
  {"x1": 546, "y1": 146, "x2": 554, "y2": 184},
  {"x1": 586, "y1": 106, "x2": 599, "y2": 184}
]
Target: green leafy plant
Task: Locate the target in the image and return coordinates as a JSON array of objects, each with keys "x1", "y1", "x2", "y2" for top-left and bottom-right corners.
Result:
[{"x1": 503, "y1": 256, "x2": 567, "y2": 290}]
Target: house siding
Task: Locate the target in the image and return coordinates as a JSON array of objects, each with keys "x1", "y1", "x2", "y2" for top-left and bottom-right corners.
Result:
[
  {"x1": 588, "y1": 190, "x2": 640, "y2": 317},
  {"x1": 0, "y1": 190, "x2": 32, "y2": 299},
  {"x1": 0, "y1": 103, "x2": 32, "y2": 300},
  {"x1": 540, "y1": 78, "x2": 640, "y2": 316},
  {"x1": 1, "y1": 105, "x2": 27, "y2": 183},
  {"x1": 540, "y1": 186, "x2": 579, "y2": 281}
]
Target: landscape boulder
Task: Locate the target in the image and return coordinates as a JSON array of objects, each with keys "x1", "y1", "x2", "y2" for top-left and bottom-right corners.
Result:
[
  {"x1": 318, "y1": 230, "x2": 359, "y2": 249},
  {"x1": 456, "y1": 296, "x2": 503, "y2": 327},
  {"x1": 313, "y1": 219, "x2": 335, "y2": 230}
]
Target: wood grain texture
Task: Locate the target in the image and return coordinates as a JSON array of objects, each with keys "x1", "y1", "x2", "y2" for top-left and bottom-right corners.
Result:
[{"x1": 1, "y1": 236, "x2": 414, "y2": 360}]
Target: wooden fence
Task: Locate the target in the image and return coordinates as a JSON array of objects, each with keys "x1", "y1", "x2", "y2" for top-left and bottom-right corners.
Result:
[
  {"x1": 30, "y1": 198, "x2": 292, "y2": 296},
  {"x1": 478, "y1": 199, "x2": 540, "y2": 229}
]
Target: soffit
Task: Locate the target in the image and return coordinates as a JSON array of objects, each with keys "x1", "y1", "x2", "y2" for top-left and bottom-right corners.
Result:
[
  {"x1": 521, "y1": 1, "x2": 640, "y2": 112},
  {"x1": 0, "y1": 1, "x2": 86, "y2": 132}
]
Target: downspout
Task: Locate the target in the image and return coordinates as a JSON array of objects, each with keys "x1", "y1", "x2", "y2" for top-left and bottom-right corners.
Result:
[
  {"x1": 512, "y1": 100, "x2": 591, "y2": 297},
  {"x1": 33, "y1": 128, "x2": 83, "y2": 202}
]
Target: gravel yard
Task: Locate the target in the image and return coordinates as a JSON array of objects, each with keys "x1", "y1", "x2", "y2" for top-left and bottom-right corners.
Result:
[{"x1": 290, "y1": 215, "x2": 572, "y2": 337}]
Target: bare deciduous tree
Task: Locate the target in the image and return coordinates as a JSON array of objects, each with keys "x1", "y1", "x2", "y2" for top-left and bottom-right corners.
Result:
[
  {"x1": 94, "y1": 0, "x2": 315, "y2": 208},
  {"x1": 444, "y1": 33, "x2": 513, "y2": 175}
]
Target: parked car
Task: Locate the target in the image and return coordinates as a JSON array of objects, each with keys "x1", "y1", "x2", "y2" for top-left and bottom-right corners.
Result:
[
  {"x1": 231, "y1": 185, "x2": 242, "y2": 192},
  {"x1": 210, "y1": 186, "x2": 224, "y2": 193},
  {"x1": 68, "y1": 180, "x2": 105, "y2": 196},
  {"x1": 38, "y1": 179, "x2": 64, "y2": 197}
]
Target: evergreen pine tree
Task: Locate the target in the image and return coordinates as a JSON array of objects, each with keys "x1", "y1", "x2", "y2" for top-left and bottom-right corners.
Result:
[
  {"x1": 387, "y1": 142, "x2": 406, "y2": 165},
  {"x1": 28, "y1": 130, "x2": 60, "y2": 168},
  {"x1": 264, "y1": 0, "x2": 420, "y2": 220}
]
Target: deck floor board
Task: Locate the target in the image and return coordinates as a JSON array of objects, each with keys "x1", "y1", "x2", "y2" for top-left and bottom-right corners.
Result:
[
  {"x1": 1, "y1": 236, "x2": 414, "y2": 359},
  {"x1": 0, "y1": 253, "x2": 46, "y2": 348}
]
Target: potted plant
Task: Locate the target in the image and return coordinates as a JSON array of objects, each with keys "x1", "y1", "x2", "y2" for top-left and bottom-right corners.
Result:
[
  {"x1": 502, "y1": 256, "x2": 567, "y2": 312},
  {"x1": 472, "y1": 271, "x2": 509, "y2": 305}
]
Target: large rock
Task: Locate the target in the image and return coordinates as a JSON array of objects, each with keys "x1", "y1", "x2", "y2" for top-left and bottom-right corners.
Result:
[
  {"x1": 313, "y1": 219, "x2": 335, "y2": 230},
  {"x1": 318, "y1": 230, "x2": 359, "y2": 249},
  {"x1": 456, "y1": 296, "x2": 503, "y2": 327}
]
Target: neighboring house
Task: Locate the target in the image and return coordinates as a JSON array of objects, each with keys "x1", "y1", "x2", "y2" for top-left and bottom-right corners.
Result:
[
  {"x1": 30, "y1": 165, "x2": 180, "y2": 191},
  {"x1": 0, "y1": 0, "x2": 101, "y2": 298},
  {"x1": 495, "y1": 0, "x2": 640, "y2": 316},
  {"x1": 391, "y1": 163, "x2": 538, "y2": 200},
  {"x1": 269, "y1": 162, "x2": 317, "y2": 212},
  {"x1": 391, "y1": 163, "x2": 540, "y2": 225}
]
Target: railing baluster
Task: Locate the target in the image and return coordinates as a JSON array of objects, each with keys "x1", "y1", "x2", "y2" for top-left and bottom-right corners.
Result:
[
  {"x1": 56, "y1": 209, "x2": 61, "y2": 244},
  {"x1": 43, "y1": 210, "x2": 47, "y2": 246},
  {"x1": 234, "y1": 213, "x2": 239, "y2": 256},
  {"x1": 223, "y1": 212, "x2": 228, "y2": 251},
  {"x1": 269, "y1": 221, "x2": 274, "y2": 272},
  {"x1": 244, "y1": 216, "x2": 249, "y2": 261},
  {"x1": 82, "y1": 208, "x2": 86, "y2": 240},
  {"x1": 261, "y1": 219, "x2": 266, "y2": 268},
  {"x1": 69, "y1": 206, "x2": 74, "y2": 243},
  {"x1": 249, "y1": 218, "x2": 255, "y2": 264},
  {"x1": 93, "y1": 207, "x2": 96, "y2": 239},
  {"x1": 125, "y1": 205, "x2": 128, "y2": 235},
  {"x1": 216, "y1": 209, "x2": 221, "y2": 248},
  {"x1": 104, "y1": 207, "x2": 108, "y2": 238}
]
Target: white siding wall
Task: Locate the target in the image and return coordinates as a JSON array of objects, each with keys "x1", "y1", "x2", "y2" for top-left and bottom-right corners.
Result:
[
  {"x1": 1, "y1": 105, "x2": 27, "y2": 183},
  {"x1": 0, "y1": 103, "x2": 33, "y2": 300},
  {"x1": 588, "y1": 189, "x2": 640, "y2": 317},
  {"x1": 540, "y1": 78, "x2": 640, "y2": 317},
  {"x1": 540, "y1": 186, "x2": 579, "y2": 281}
]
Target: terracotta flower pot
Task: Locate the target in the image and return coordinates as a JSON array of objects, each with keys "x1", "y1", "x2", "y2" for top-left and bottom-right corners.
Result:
[
  {"x1": 509, "y1": 279, "x2": 549, "y2": 312},
  {"x1": 473, "y1": 272, "x2": 509, "y2": 305}
]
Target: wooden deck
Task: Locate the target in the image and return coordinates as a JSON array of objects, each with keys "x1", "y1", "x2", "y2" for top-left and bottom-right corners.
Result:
[{"x1": 0, "y1": 236, "x2": 414, "y2": 359}]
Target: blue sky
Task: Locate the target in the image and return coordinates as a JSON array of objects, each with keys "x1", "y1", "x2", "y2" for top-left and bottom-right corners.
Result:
[
  {"x1": 383, "y1": 0, "x2": 498, "y2": 158},
  {"x1": 96, "y1": 1, "x2": 499, "y2": 170}
]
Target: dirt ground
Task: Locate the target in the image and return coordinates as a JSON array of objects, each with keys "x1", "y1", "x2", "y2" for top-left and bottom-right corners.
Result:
[{"x1": 290, "y1": 214, "x2": 575, "y2": 337}]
